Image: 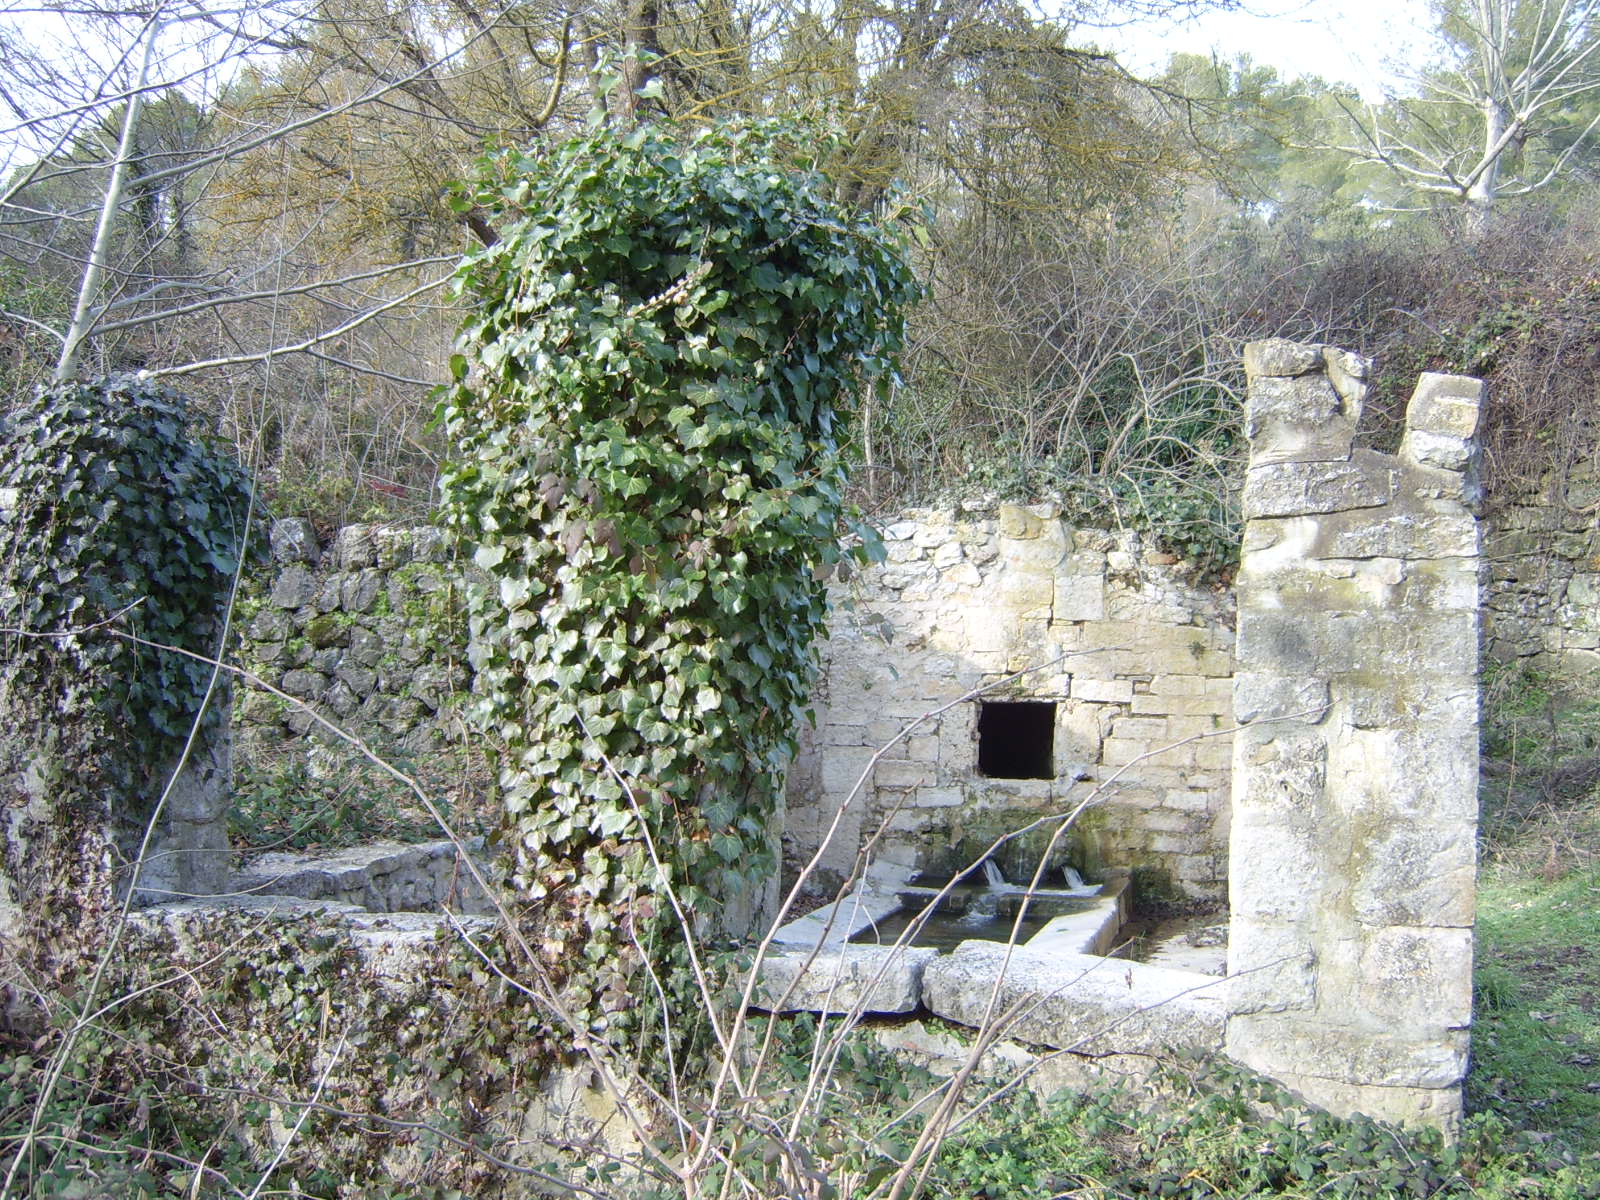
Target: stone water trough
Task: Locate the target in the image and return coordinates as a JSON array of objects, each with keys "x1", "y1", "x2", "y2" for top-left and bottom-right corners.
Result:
[{"x1": 752, "y1": 860, "x2": 1230, "y2": 1062}]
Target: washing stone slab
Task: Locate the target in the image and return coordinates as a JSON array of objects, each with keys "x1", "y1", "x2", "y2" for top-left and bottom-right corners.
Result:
[
  {"x1": 752, "y1": 943, "x2": 939, "y2": 1015},
  {"x1": 921, "y1": 942, "x2": 1227, "y2": 1056}
]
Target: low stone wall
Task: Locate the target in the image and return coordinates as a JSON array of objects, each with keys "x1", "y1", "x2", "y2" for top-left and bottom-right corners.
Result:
[
  {"x1": 235, "y1": 519, "x2": 469, "y2": 761},
  {"x1": 785, "y1": 512, "x2": 1235, "y2": 900}
]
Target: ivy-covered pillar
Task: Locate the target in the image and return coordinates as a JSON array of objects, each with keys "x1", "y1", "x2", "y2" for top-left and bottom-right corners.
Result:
[
  {"x1": 439, "y1": 119, "x2": 917, "y2": 1051},
  {"x1": 0, "y1": 377, "x2": 255, "y2": 982}
]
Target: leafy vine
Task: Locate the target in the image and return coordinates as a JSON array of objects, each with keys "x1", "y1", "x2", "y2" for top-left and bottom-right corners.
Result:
[
  {"x1": 0, "y1": 375, "x2": 256, "y2": 955},
  {"x1": 438, "y1": 118, "x2": 918, "y2": 1047}
]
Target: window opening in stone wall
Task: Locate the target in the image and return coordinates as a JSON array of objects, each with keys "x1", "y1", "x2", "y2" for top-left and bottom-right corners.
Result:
[{"x1": 977, "y1": 701, "x2": 1056, "y2": 779}]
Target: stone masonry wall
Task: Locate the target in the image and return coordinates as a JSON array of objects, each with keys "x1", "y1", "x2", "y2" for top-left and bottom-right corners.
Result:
[
  {"x1": 235, "y1": 519, "x2": 469, "y2": 763},
  {"x1": 1225, "y1": 339, "x2": 1481, "y2": 1130},
  {"x1": 785, "y1": 509, "x2": 1236, "y2": 901},
  {"x1": 1482, "y1": 461, "x2": 1600, "y2": 679}
]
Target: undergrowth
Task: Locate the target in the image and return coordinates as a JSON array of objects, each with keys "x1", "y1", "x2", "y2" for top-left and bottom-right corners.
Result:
[{"x1": 227, "y1": 740, "x2": 491, "y2": 853}]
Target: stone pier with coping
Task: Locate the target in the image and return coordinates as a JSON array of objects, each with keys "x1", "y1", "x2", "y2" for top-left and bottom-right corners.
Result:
[{"x1": 1226, "y1": 339, "x2": 1483, "y2": 1128}]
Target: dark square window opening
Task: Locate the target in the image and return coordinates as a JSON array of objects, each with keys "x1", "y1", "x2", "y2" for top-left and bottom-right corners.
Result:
[{"x1": 977, "y1": 700, "x2": 1056, "y2": 780}]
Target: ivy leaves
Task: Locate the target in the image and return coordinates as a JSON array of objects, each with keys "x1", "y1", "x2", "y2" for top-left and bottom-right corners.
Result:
[
  {"x1": 0, "y1": 376, "x2": 257, "y2": 806},
  {"x1": 438, "y1": 118, "x2": 917, "y2": 1043}
]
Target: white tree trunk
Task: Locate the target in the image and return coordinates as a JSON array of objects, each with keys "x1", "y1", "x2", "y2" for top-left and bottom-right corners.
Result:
[{"x1": 54, "y1": 15, "x2": 163, "y2": 382}]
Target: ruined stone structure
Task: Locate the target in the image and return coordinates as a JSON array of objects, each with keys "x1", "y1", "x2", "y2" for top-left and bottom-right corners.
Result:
[
  {"x1": 235, "y1": 519, "x2": 467, "y2": 761},
  {"x1": 785, "y1": 516, "x2": 1235, "y2": 899},
  {"x1": 1483, "y1": 462, "x2": 1600, "y2": 677},
  {"x1": 215, "y1": 341, "x2": 1485, "y2": 1135},
  {"x1": 1225, "y1": 340, "x2": 1482, "y2": 1128}
]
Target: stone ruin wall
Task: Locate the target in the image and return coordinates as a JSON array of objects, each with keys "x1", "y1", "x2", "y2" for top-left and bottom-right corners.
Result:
[
  {"x1": 785, "y1": 513, "x2": 1236, "y2": 900},
  {"x1": 1226, "y1": 340, "x2": 1481, "y2": 1129},
  {"x1": 234, "y1": 518, "x2": 470, "y2": 768},
  {"x1": 234, "y1": 512, "x2": 1239, "y2": 902},
  {"x1": 1482, "y1": 463, "x2": 1600, "y2": 679}
]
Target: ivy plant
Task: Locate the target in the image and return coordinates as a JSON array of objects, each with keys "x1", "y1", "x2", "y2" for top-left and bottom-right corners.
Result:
[
  {"x1": 439, "y1": 118, "x2": 918, "y2": 1045},
  {"x1": 0, "y1": 376, "x2": 256, "y2": 941}
]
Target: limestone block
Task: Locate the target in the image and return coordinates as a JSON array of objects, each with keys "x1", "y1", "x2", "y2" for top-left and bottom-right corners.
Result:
[
  {"x1": 1244, "y1": 457, "x2": 1398, "y2": 520},
  {"x1": 1226, "y1": 826, "x2": 1319, "y2": 921},
  {"x1": 340, "y1": 569, "x2": 383, "y2": 614},
  {"x1": 270, "y1": 564, "x2": 318, "y2": 609},
  {"x1": 1263, "y1": 1070, "x2": 1462, "y2": 1131},
  {"x1": 1053, "y1": 573, "x2": 1106, "y2": 622},
  {"x1": 1227, "y1": 1018, "x2": 1468, "y2": 1093},
  {"x1": 1245, "y1": 375, "x2": 1358, "y2": 466},
  {"x1": 374, "y1": 526, "x2": 414, "y2": 568},
  {"x1": 884, "y1": 520, "x2": 919, "y2": 541},
  {"x1": 821, "y1": 751, "x2": 876, "y2": 794},
  {"x1": 922, "y1": 943, "x2": 1227, "y2": 1055},
  {"x1": 753, "y1": 944, "x2": 937, "y2": 1014},
  {"x1": 248, "y1": 607, "x2": 293, "y2": 642},
  {"x1": 944, "y1": 562, "x2": 982, "y2": 588},
  {"x1": 1356, "y1": 926, "x2": 1473, "y2": 1027},
  {"x1": 996, "y1": 504, "x2": 1044, "y2": 539},
  {"x1": 1233, "y1": 674, "x2": 1330, "y2": 723},
  {"x1": 875, "y1": 760, "x2": 935, "y2": 789},
  {"x1": 324, "y1": 680, "x2": 359, "y2": 718},
  {"x1": 1310, "y1": 502, "x2": 1477, "y2": 561},
  {"x1": 1401, "y1": 374, "x2": 1483, "y2": 474},
  {"x1": 1323, "y1": 347, "x2": 1371, "y2": 413},
  {"x1": 1236, "y1": 731, "x2": 1326, "y2": 817},
  {"x1": 311, "y1": 576, "x2": 341, "y2": 614},
  {"x1": 335, "y1": 665, "x2": 377, "y2": 697},
  {"x1": 348, "y1": 626, "x2": 384, "y2": 668},
  {"x1": 1244, "y1": 339, "x2": 1325, "y2": 377},
  {"x1": 281, "y1": 669, "x2": 328, "y2": 700},
  {"x1": 269, "y1": 518, "x2": 319, "y2": 564},
  {"x1": 1349, "y1": 825, "x2": 1475, "y2": 927},
  {"x1": 931, "y1": 541, "x2": 964, "y2": 569},
  {"x1": 1224, "y1": 918, "x2": 1316, "y2": 1013},
  {"x1": 914, "y1": 787, "x2": 965, "y2": 808},
  {"x1": 412, "y1": 527, "x2": 452, "y2": 563},
  {"x1": 331, "y1": 524, "x2": 377, "y2": 569},
  {"x1": 1073, "y1": 678, "x2": 1133, "y2": 704}
]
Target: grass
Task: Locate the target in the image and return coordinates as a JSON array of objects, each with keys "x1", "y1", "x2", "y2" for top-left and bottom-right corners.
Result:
[{"x1": 1471, "y1": 862, "x2": 1600, "y2": 1165}]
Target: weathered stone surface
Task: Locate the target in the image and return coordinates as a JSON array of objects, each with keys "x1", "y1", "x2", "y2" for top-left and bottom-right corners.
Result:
[
  {"x1": 1401, "y1": 374, "x2": 1483, "y2": 474},
  {"x1": 235, "y1": 839, "x2": 497, "y2": 916},
  {"x1": 753, "y1": 944, "x2": 937, "y2": 1014},
  {"x1": 1233, "y1": 674, "x2": 1329, "y2": 723},
  {"x1": 1227, "y1": 1019, "x2": 1469, "y2": 1091},
  {"x1": 1230, "y1": 340, "x2": 1480, "y2": 1134},
  {"x1": 269, "y1": 517, "x2": 319, "y2": 564},
  {"x1": 248, "y1": 607, "x2": 293, "y2": 641},
  {"x1": 1244, "y1": 371, "x2": 1359, "y2": 466},
  {"x1": 1244, "y1": 456, "x2": 1397, "y2": 519},
  {"x1": 331, "y1": 523, "x2": 377, "y2": 569},
  {"x1": 1244, "y1": 339, "x2": 1325, "y2": 378},
  {"x1": 922, "y1": 943, "x2": 1226, "y2": 1055},
  {"x1": 270, "y1": 564, "x2": 318, "y2": 609}
]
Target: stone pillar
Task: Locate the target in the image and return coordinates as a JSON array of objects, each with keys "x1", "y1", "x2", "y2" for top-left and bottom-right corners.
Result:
[{"x1": 1226, "y1": 340, "x2": 1482, "y2": 1131}]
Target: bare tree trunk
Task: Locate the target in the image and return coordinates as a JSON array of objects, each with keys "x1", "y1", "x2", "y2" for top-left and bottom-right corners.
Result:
[
  {"x1": 54, "y1": 14, "x2": 162, "y2": 382},
  {"x1": 1467, "y1": 95, "x2": 1507, "y2": 216}
]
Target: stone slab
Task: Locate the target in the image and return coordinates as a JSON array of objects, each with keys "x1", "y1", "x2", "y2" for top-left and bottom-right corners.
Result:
[{"x1": 921, "y1": 942, "x2": 1226, "y2": 1055}]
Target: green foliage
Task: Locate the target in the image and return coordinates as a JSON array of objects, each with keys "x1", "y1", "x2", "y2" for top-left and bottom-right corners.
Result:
[
  {"x1": 1471, "y1": 863, "x2": 1600, "y2": 1161},
  {"x1": 1, "y1": 912, "x2": 548, "y2": 1199},
  {"x1": 438, "y1": 118, "x2": 917, "y2": 1045},
  {"x1": 0, "y1": 372, "x2": 257, "y2": 892},
  {"x1": 0, "y1": 376, "x2": 256, "y2": 762},
  {"x1": 924, "y1": 1059, "x2": 1595, "y2": 1199},
  {"x1": 228, "y1": 752, "x2": 465, "y2": 851}
]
